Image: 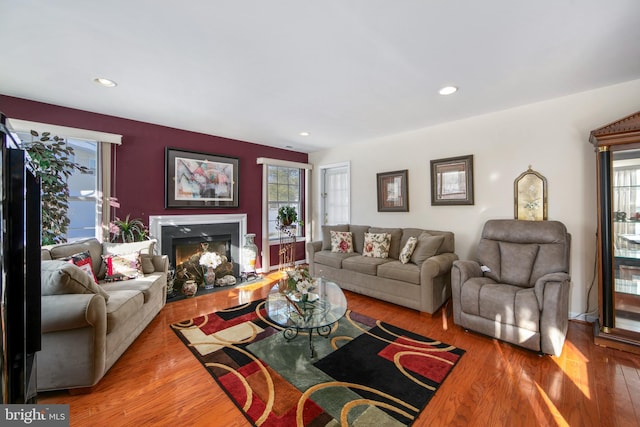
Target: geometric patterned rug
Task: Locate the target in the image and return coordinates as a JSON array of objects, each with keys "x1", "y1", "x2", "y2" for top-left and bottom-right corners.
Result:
[{"x1": 170, "y1": 298, "x2": 465, "y2": 426}]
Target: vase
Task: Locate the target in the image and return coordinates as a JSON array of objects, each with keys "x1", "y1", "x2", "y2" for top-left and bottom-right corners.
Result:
[
  {"x1": 204, "y1": 266, "x2": 216, "y2": 289},
  {"x1": 182, "y1": 280, "x2": 197, "y2": 297},
  {"x1": 242, "y1": 233, "x2": 259, "y2": 278}
]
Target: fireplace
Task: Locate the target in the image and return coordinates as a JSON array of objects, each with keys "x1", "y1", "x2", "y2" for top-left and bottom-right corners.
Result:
[{"x1": 149, "y1": 214, "x2": 248, "y2": 280}]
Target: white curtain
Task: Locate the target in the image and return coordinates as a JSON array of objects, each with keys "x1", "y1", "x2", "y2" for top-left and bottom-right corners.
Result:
[{"x1": 613, "y1": 167, "x2": 640, "y2": 249}]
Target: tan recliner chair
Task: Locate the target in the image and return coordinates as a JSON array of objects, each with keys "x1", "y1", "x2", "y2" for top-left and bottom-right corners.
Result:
[{"x1": 451, "y1": 219, "x2": 571, "y2": 356}]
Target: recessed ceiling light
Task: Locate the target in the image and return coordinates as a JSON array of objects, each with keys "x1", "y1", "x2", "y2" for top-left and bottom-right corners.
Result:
[
  {"x1": 439, "y1": 86, "x2": 458, "y2": 95},
  {"x1": 299, "y1": 132, "x2": 310, "y2": 136},
  {"x1": 94, "y1": 77, "x2": 117, "y2": 87}
]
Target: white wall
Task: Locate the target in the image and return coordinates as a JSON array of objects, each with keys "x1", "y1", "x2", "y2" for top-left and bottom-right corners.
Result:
[{"x1": 308, "y1": 79, "x2": 640, "y2": 319}]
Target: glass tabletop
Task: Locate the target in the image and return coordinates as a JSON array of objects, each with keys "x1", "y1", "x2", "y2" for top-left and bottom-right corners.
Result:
[{"x1": 265, "y1": 278, "x2": 347, "y2": 330}]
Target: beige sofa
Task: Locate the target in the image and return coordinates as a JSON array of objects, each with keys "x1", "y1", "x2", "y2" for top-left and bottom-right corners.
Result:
[
  {"x1": 307, "y1": 225, "x2": 457, "y2": 314},
  {"x1": 39, "y1": 238, "x2": 167, "y2": 391}
]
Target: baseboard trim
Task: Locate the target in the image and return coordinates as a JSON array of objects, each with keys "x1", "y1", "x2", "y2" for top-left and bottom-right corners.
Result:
[{"x1": 570, "y1": 311, "x2": 598, "y2": 323}]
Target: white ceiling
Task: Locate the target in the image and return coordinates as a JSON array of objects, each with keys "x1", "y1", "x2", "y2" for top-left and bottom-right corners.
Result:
[{"x1": 1, "y1": 0, "x2": 639, "y2": 153}]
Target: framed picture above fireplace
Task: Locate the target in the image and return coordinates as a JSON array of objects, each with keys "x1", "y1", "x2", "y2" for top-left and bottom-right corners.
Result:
[{"x1": 165, "y1": 148, "x2": 239, "y2": 208}]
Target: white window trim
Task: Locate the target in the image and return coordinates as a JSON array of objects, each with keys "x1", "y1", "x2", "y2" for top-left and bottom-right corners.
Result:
[
  {"x1": 7, "y1": 119, "x2": 122, "y2": 145},
  {"x1": 257, "y1": 157, "x2": 312, "y2": 272}
]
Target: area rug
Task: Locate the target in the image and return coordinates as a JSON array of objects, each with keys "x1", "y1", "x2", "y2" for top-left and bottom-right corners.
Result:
[{"x1": 170, "y1": 299, "x2": 465, "y2": 426}]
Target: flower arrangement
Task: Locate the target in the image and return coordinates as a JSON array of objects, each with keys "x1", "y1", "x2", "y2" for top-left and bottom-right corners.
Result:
[
  {"x1": 284, "y1": 265, "x2": 316, "y2": 303},
  {"x1": 199, "y1": 251, "x2": 223, "y2": 269}
]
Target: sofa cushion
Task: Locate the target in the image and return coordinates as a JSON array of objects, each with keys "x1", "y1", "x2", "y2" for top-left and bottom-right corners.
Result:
[
  {"x1": 400, "y1": 228, "x2": 425, "y2": 249},
  {"x1": 411, "y1": 233, "x2": 444, "y2": 266},
  {"x1": 430, "y1": 231, "x2": 455, "y2": 254},
  {"x1": 41, "y1": 260, "x2": 110, "y2": 301},
  {"x1": 314, "y1": 251, "x2": 359, "y2": 269},
  {"x1": 330, "y1": 231, "x2": 354, "y2": 253},
  {"x1": 48, "y1": 238, "x2": 103, "y2": 279},
  {"x1": 363, "y1": 232, "x2": 391, "y2": 258},
  {"x1": 103, "y1": 290, "x2": 144, "y2": 334},
  {"x1": 349, "y1": 225, "x2": 371, "y2": 253},
  {"x1": 321, "y1": 225, "x2": 349, "y2": 250},
  {"x1": 368, "y1": 227, "x2": 402, "y2": 259},
  {"x1": 399, "y1": 237, "x2": 418, "y2": 264},
  {"x1": 102, "y1": 273, "x2": 164, "y2": 303},
  {"x1": 499, "y1": 242, "x2": 539, "y2": 287},
  {"x1": 377, "y1": 261, "x2": 420, "y2": 285},
  {"x1": 342, "y1": 255, "x2": 392, "y2": 275}
]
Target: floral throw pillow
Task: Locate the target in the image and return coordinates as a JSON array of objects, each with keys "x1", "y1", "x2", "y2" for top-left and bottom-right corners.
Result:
[
  {"x1": 330, "y1": 231, "x2": 354, "y2": 253},
  {"x1": 363, "y1": 232, "x2": 391, "y2": 258},
  {"x1": 102, "y1": 252, "x2": 143, "y2": 282},
  {"x1": 399, "y1": 237, "x2": 418, "y2": 264}
]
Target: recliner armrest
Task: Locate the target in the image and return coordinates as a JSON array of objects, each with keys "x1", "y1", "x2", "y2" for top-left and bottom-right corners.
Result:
[
  {"x1": 533, "y1": 272, "x2": 571, "y2": 309},
  {"x1": 452, "y1": 259, "x2": 483, "y2": 282}
]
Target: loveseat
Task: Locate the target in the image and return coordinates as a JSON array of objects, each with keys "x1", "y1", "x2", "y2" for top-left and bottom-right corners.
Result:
[
  {"x1": 39, "y1": 238, "x2": 168, "y2": 391},
  {"x1": 307, "y1": 225, "x2": 457, "y2": 314}
]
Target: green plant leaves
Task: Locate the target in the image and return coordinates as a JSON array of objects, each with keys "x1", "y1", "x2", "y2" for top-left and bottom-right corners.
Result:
[{"x1": 21, "y1": 131, "x2": 88, "y2": 245}]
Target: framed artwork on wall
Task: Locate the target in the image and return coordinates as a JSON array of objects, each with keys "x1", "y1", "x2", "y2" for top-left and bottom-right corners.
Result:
[
  {"x1": 165, "y1": 148, "x2": 239, "y2": 208},
  {"x1": 377, "y1": 169, "x2": 409, "y2": 212},
  {"x1": 514, "y1": 166, "x2": 547, "y2": 221},
  {"x1": 430, "y1": 155, "x2": 474, "y2": 205}
]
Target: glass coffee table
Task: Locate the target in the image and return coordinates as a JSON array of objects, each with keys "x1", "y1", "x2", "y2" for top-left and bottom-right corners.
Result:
[{"x1": 265, "y1": 278, "x2": 347, "y2": 358}]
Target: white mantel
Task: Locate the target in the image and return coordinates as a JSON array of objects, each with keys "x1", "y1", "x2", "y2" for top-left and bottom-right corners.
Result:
[{"x1": 149, "y1": 213, "x2": 248, "y2": 267}]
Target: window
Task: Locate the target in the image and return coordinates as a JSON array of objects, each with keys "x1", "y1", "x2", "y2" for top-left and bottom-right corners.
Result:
[
  {"x1": 9, "y1": 118, "x2": 122, "y2": 244},
  {"x1": 66, "y1": 138, "x2": 99, "y2": 240},
  {"x1": 14, "y1": 131, "x2": 100, "y2": 242},
  {"x1": 267, "y1": 165, "x2": 303, "y2": 239}
]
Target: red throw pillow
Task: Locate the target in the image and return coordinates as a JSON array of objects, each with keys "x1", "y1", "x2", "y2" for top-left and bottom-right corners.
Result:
[{"x1": 63, "y1": 251, "x2": 98, "y2": 284}]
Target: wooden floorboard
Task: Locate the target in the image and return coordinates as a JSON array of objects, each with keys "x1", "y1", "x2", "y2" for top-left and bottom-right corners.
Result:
[{"x1": 38, "y1": 275, "x2": 640, "y2": 426}]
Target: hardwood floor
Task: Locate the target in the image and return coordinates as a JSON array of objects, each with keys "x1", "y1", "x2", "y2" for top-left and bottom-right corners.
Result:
[{"x1": 39, "y1": 274, "x2": 640, "y2": 427}]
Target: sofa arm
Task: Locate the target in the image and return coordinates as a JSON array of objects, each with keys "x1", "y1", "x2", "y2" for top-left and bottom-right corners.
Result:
[
  {"x1": 421, "y1": 252, "x2": 459, "y2": 278},
  {"x1": 41, "y1": 294, "x2": 107, "y2": 334},
  {"x1": 307, "y1": 241, "x2": 323, "y2": 276}
]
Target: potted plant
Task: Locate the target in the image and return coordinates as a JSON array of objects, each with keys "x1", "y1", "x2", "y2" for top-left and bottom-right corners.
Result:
[
  {"x1": 277, "y1": 206, "x2": 302, "y2": 227},
  {"x1": 20, "y1": 130, "x2": 89, "y2": 245},
  {"x1": 109, "y1": 214, "x2": 149, "y2": 242}
]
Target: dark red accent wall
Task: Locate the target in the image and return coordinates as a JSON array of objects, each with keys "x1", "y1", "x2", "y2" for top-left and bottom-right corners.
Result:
[{"x1": 0, "y1": 95, "x2": 308, "y2": 267}]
